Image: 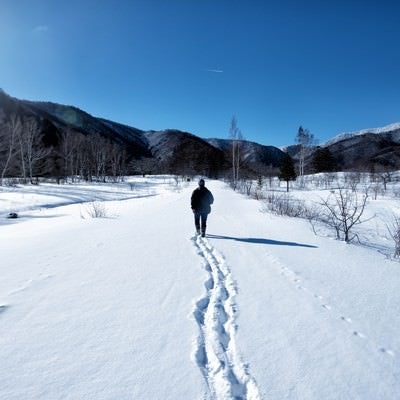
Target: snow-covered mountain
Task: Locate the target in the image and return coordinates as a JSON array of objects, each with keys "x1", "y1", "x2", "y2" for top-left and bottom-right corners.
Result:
[
  {"x1": 321, "y1": 123, "x2": 400, "y2": 170},
  {"x1": 285, "y1": 122, "x2": 400, "y2": 172},
  {"x1": 1, "y1": 89, "x2": 400, "y2": 173},
  {"x1": 0, "y1": 91, "x2": 282, "y2": 175},
  {"x1": 325, "y1": 123, "x2": 400, "y2": 146}
]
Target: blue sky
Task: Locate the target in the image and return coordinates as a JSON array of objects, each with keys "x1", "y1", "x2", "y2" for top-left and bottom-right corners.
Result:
[{"x1": 1, "y1": 0, "x2": 400, "y2": 146}]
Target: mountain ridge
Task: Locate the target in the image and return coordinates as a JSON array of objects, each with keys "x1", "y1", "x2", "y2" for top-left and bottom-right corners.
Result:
[{"x1": 1, "y1": 89, "x2": 400, "y2": 174}]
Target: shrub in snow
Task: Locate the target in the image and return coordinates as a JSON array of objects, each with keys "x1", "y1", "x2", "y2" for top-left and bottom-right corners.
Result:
[
  {"x1": 319, "y1": 187, "x2": 369, "y2": 242},
  {"x1": 264, "y1": 192, "x2": 308, "y2": 218},
  {"x1": 84, "y1": 201, "x2": 108, "y2": 218},
  {"x1": 3, "y1": 178, "x2": 18, "y2": 187},
  {"x1": 253, "y1": 189, "x2": 264, "y2": 200},
  {"x1": 344, "y1": 172, "x2": 361, "y2": 192},
  {"x1": 387, "y1": 216, "x2": 400, "y2": 259},
  {"x1": 369, "y1": 182, "x2": 384, "y2": 200},
  {"x1": 236, "y1": 179, "x2": 253, "y2": 196}
]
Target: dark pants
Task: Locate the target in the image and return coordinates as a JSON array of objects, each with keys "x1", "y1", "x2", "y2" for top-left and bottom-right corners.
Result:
[{"x1": 194, "y1": 211, "x2": 208, "y2": 234}]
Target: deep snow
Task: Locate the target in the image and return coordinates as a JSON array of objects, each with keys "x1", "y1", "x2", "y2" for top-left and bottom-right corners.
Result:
[{"x1": 1, "y1": 177, "x2": 399, "y2": 399}]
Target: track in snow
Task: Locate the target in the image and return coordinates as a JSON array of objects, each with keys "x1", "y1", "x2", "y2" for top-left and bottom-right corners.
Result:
[
  {"x1": 192, "y1": 235, "x2": 261, "y2": 400},
  {"x1": 268, "y1": 251, "x2": 397, "y2": 359}
]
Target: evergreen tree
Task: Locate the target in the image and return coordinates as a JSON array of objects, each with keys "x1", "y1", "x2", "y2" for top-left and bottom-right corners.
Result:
[
  {"x1": 312, "y1": 147, "x2": 336, "y2": 173},
  {"x1": 279, "y1": 153, "x2": 297, "y2": 192}
]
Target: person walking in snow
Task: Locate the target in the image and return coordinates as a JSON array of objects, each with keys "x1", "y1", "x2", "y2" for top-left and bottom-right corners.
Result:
[{"x1": 191, "y1": 178, "x2": 214, "y2": 237}]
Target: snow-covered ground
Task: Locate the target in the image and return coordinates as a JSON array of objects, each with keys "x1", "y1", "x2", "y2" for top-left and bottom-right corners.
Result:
[
  {"x1": 0, "y1": 176, "x2": 173, "y2": 220},
  {"x1": 1, "y1": 176, "x2": 399, "y2": 399}
]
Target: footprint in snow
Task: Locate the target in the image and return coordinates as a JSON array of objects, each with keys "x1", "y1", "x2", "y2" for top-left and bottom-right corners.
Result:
[
  {"x1": 353, "y1": 331, "x2": 366, "y2": 339},
  {"x1": 204, "y1": 277, "x2": 214, "y2": 290},
  {"x1": 379, "y1": 348, "x2": 395, "y2": 357},
  {"x1": 0, "y1": 305, "x2": 9, "y2": 314},
  {"x1": 194, "y1": 298, "x2": 210, "y2": 325}
]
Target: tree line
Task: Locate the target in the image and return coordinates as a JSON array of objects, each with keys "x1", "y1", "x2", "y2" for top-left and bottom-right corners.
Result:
[
  {"x1": 0, "y1": 114, "x2": 131, "y2": 185},
  {"x1": 227, "y1": 120, "x2": 339, "y2": 192},
  {"x1": 1, "y1": 111, "x2": 389, "y2": 189}
]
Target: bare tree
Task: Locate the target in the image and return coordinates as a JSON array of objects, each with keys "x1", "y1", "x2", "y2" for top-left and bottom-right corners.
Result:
[
  {"x1": 16, "y1": 121, "x2": 27, "y2": 182},
  {"x1": 110, "y1": 143, "x2": 126, "y2": 182},
  {"x1": 345, "y1": 172, "x2": 361, "y2": 192},
  {"x1": 229, "y1": 116, "x2": 243, "y2": 190},
  {"x1": 1, "y1": 116, "x2": 132, "y2": 183},
  {"x1": 369, "y1": 182, "x2": 383, "y2": 200},
  {"x1": 90, "y1": 136, "x2": 108, "y2": 182},
  {"x1": 60, "y1": 128, "x2": 81, "y2": 181},
  {"x1": 243, "y1": 179, "x2": 253, "y2": 196},
  {"x1": 0, "y1": 114, "x2": 21, "y2": 185},
  {"x1": 319, "y1": 187, "x2": 369, "y2": 242},
  {"x1": 295, "y1": 126, "x2": 314, "y2": 183},
  {"x1": 379, "y1": 170, "x2": 394, "y2": 192},
  {"x1": 18, "y1": 119, "x2": 51, "y2": 184}
]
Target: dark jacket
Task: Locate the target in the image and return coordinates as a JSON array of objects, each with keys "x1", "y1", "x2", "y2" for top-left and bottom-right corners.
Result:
[{"x1": 191, "y1": 187, "x2": 214, "y2": 214}]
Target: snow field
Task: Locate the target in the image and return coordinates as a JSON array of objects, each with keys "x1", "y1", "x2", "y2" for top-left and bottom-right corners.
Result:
[
  {"x1": 1, "y1": 176, "x2": 400, "y2": 399},
  {"x1": 0, "y1": 181, "x2": 206, "y2": 399},
  {"x1": 208, "y1": 182, "x2": 400, "y2": 399}
]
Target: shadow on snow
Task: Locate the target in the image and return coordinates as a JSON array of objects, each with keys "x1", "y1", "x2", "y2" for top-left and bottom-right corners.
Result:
[{"x1": 206, "y1": 234, "x2": 318, "y2": 248}]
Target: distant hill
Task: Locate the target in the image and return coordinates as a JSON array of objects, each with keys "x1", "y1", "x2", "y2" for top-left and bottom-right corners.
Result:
[
  {"x1": 1, "y1": 90, "x2": 400, "y2": 177},
  {"x1": 206, "y1": 138, "x2": 285, "y2": 174},
  {"x1": 0, "y1": 91, "x2": 284, "y2": 177},
  {"x1": 21, "y1": 100, "x2": 151, "y2": 158},
  {"x1": 144, "y1": 130, "x2": 226, "y2": 176},
  {"x1": 286, "y1": 123, "x2": 400, "y2": 172}
]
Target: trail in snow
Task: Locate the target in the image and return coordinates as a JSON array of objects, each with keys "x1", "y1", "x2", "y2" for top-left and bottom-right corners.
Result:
[
  {"x1": 192, "y1": 235, "x2": 261, "y2": 400},
  {"x1": 266, "y1": 251, "x2": 397, "y2": 359}
]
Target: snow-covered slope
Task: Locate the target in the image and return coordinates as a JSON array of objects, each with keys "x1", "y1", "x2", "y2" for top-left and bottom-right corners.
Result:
[
  {"x1": 325, "y1": 122, "x2": 400, "y2": 146},
  {"x1": 1, "y1": 178, "x2": 399, "y2": 399}
]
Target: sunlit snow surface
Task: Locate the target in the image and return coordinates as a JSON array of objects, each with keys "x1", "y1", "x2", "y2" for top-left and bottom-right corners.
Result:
[{"x1": 1, "y1": 175, "x2": 399, "y2": 399}]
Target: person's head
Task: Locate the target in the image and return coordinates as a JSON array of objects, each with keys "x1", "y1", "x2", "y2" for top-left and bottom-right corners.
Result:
[{"x1": 198, "y1": 178, "x2": 205, "y2": 188}]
